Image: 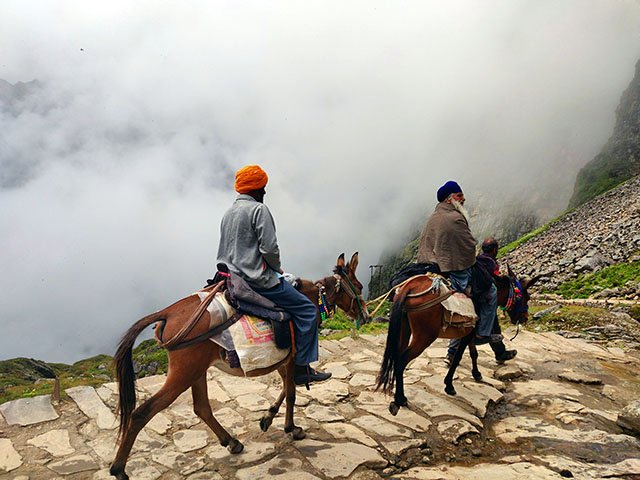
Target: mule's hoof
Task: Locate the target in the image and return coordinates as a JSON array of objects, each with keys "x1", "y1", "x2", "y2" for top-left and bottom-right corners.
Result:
[
  {"x1": 473, "y1": 372, "x2": 483, "y2": 382},
  {"x1": 389, "y1": 402, "x2": 400, "y2": 416},
  {"x1": 227, "y1": 438, "x2": 244, "y2": 454},
  {"x1": 259, "y1": 416, "x2": 273, "y2": 432},
  {"x1": 444, "y1": 385, "x2": 457, "y2": 396},
  {"x1": 109, "y1": 465, "x2": 129, "y2": 480},
  {"x1": 290, "y1": 426, "x2": 306, "y2": 440}
]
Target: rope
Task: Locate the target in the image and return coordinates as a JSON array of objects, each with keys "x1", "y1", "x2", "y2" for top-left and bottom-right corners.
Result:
[
  {"x1": 510, "y1": 322, "x2": 521, "y2": 341},
  {"x1": 365, "y1": 274, "x2": 446, "y2": 318}
]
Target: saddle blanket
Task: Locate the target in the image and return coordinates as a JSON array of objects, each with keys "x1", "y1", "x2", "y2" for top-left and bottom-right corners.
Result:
[
  {"x1": 440, "y1": 284, "x2": 477, "y2": 328},
  {"x1": 196, "y1": 291, "x2": 290, "y2": 372}
]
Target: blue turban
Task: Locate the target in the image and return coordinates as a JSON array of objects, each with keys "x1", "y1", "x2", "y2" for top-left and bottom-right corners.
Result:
[{"x1": 437, "y1": 181, "x2": 462, "y2": 202}]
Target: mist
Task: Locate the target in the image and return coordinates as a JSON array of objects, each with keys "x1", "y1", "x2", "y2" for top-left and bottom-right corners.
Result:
[{"x1": 1, "y1": 1, "x2": 639, "y2": 362}]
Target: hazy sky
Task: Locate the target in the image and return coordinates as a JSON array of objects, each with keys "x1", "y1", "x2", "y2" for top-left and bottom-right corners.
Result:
[{"x1": 1, "y1": 1, "x2": 639, "y2": 362}]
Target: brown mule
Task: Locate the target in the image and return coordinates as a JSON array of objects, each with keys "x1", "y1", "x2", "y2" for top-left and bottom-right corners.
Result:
[
  {"x1": 110, "y1": 252, "x2": 368, "y2": 480},
  {"x1": 376, "y1": 268, "x2": 539, "y2": 415}
]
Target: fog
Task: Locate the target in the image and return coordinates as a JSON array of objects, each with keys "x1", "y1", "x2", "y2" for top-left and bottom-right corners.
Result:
[{"x1": 1, "y1": 1, "x2": 639, "y2": 362}]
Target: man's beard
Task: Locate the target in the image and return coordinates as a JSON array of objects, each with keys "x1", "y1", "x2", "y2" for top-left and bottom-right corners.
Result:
[{"x1": 451, "y1": 199, "x2": 470, "y2": 222}]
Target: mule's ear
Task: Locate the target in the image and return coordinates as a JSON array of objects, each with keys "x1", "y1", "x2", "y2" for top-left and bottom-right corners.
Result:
[
  {"x1": 507, "y1": 263, "x2": 515, "y2": 278},
  {"x1": 336, "y1": 253, "x2": 346, "y2": 269},
  {"x1": 523, "y1": 274, "x2": 543, "y2": 290},
  {"x1": 348, "y1": 252, "x2": 359, "y2": 273}
]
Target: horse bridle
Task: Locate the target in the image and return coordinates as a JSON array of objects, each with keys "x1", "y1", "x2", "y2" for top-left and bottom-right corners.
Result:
[
  {"x1": 315, "y1": 270, "x2": 367, "y2": 326},
  {"x1": 503, "y1": 278, "x2": 526, "y2": 316}
]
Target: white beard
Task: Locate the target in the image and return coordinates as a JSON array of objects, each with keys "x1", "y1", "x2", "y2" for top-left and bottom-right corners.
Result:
[{"x1": 450, "y1": 199, "x2": 470, "y2": 223}]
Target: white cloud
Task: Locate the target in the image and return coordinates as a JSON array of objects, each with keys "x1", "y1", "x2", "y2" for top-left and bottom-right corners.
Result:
[{"x1": 0, "y1": 0, "x2": 638, "y2": 361}]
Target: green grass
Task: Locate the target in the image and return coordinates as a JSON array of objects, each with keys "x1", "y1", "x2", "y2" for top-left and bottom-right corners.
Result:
[
  {"x1": 497, "y1": 215, "x2": 567, "y2": 257},
  {"x1": 1, "y1": 307, "x2": 389, "y2": 404},
  {"x1": 0, "y1": 355, "x2": 115, "y2": 404},
  {"x1": 531, "y1": 305, "x2": 610, "y2": 332},
  {"x1": 319, "y1": 307, "x2": 388, "y2": 340},
  {"x1": 554, "y1": 260, "x2": 640, "y2": 299},
  {"x1": 132, "y1": 339, "x2": 168, "y2": 377}
]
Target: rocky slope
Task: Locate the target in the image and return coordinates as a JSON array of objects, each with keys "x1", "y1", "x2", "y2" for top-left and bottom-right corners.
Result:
[
  {"x1": 570, "y1": 59, "x2": 640, "y2": 208},
  {"x1": 1, "y1": 332, "x2": 640, "y2": 479},
  {"x1": 504, "y1": 174, "x2": 640, "y2": 294}
]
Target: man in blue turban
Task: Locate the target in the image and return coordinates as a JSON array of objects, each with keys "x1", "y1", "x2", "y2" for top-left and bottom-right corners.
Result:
[{"x1": 417, "y1": 181, "x2": 502, "y2": 348}]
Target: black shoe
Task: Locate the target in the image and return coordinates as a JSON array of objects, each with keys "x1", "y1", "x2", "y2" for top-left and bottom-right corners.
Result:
[
  {"x1": 495, "y1": 349, "x2": 517, "y2": 364},
  {"x1": 294, "y1": 365, "x2": 332, "y2": 386}
]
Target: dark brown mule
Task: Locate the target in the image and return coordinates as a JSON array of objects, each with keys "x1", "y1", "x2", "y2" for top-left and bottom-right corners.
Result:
[
  {"x1": 376, "y1": 267, "x2": 539, "y2": 415},
  {"x1": 110, "y1": 252, "x2": 368, "y2": 480}
]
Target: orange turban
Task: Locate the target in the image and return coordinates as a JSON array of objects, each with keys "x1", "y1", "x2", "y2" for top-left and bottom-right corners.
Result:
[{"x1": 234, "y1": 165, "x2": 268, "y2": 193}]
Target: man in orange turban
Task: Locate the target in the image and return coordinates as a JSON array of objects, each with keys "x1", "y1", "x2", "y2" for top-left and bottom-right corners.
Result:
[{"x1": 217, "y1": 165, "x2": 331, "y2": 385}]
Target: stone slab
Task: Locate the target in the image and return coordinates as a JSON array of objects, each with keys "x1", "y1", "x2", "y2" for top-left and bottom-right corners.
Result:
[
  {"x1": 308, "y1": 379, "x2": 349, "y2": 404},
  {"x1": 173, "y1": 429, "x2": 209, "y2": 452},
  {"x1": 352, "y1": 414, "x2": 413, "y2": 438},
  {"x1": 124, "y1": 458, "x2": 163, "y2": 480},
  {"x1": 0, "y1": 395, "x2": 59, "y2": 426},
  {"x1": 322, "y1": 422, "x2": 378, "y2": 447},
  {"x1": 405, "y1": 385, "x2": 483, "y2": 429},
  {"x1": 558, "y1": 370, "x2": 603, "y2": 385},
  {"x1": 323, "y1": 362, "x2": 352, "y2": 379},
  {"x1": 89, "y1": 433, "x2": 118, "y2": 462},
  {"x1": 145, "y1": 412, "x2": 172, "y2": 435},
  {"x1": 394, "y1": 462, "x2": 563, "y2": 479},
  {"x1": 207, "y1": 441, "x2": 276, "y2": 466},
  {"x1": 368, "y1": 405, "x2": 432, "y2": 432},
  {"x1": 48, "y1": 454, "x2": 99, "y2": 475},
  {"x1": 305, "y1": 404, "x2": 345, "y2": 422},
  {"x1": 235, "y1": 393, "x2": 270, "y2": 411},
  {"x1": 151, "y1": 449, "x2": 206, "y2": 475},
  {"x1": 350, "y1": 373, "x2": 377, "y2": 387},
  {"x1": 27, "y1": 429, "x2": 75, "y2": 456},
  {"x1": 65, "y1": 385, "x2": 117, "y2": 429},
  {"x1": 207, "y1": 379, "x2": 231, "y2": 403},
  {"x1": 216, "y1": 375, "x2": 268, "y2": 395},
  {"x1": 296, "y1": 439, "x2": 387, "y2": 478},
  {"x1": 437, "y1": 419, "x2": 479, "y2": 443},
  {"x1": 236, "y1": 455, "x2": 321, "y2": 480},
  {"x1": 493, "y1": 416, "x2": 640, "y2": 446},
  {"x1": 0, "y1": 438, "x2": 22, "y2": 472},
  {"x1": 384, "y1": 438, "x2": 423, "y2": 456}
]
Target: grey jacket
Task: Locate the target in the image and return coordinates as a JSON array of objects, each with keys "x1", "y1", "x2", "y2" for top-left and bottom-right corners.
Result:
[
  {"x1": 217, "y1": 194, "x2": 281, "y2": 289},
  {"x1": 416, "y1": 201, "x2": 477, "y2": 272}
]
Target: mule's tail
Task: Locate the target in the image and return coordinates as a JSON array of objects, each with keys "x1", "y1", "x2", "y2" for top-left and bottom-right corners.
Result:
[
  {"x1": 114, "y1": 311, "x2": 164, "y2": 440},
  {"x1": 376, "y1": 290, "x2": 408, "y2": 394}
]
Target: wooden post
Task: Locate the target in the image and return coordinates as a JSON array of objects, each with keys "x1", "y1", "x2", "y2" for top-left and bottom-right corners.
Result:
[{"x1": 52, "y1": 376, "x2": 60, "y2": 403}]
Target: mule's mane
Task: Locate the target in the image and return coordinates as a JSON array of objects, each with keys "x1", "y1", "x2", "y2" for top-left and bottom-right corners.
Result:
[{"x1": 333, "y1": 264, "x2": 348, "y2": 276}]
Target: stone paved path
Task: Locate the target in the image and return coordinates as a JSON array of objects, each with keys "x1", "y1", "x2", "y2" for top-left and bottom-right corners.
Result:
[{"x1": 1, "y1": 331, "x2": 640, "y2": 479}]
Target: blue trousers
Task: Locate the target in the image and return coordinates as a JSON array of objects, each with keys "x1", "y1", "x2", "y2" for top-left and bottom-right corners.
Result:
[
  {"x1": 255, "y1": 278, "x2": 319, "y2": 366},
  {"x1": 448, "y1": 268, "x2": 472, "y2": 293}
]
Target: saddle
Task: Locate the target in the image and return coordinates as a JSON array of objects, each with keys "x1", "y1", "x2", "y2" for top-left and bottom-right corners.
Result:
[
  {"x1": 388, "y1": 262, "x2": 441, "y2": 291},
  {"x1": 206, "y1": 263, "x2": 293, "y2": 350},
  {"x1": 402, "y1": 274, "x2": 477, "y2": 330}
]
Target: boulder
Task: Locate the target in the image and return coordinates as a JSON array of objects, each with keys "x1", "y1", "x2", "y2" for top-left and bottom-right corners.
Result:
[{"x1": 617, "y1": 400, "x2": 640, "y2": 434}]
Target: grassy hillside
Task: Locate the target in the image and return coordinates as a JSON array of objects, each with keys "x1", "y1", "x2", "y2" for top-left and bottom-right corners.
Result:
[
  {"x1": 0, "y1": 355, "x2": 114, "y2": 404},
  {"x1": 0, "y1": 309, "x2": 379, "y2": 404},
  {"x1": 569, "y1": 59, "x2": 640, "y2": 208},
  {"x1": 553, "y1": 260, "x2": 640, "y2": 299}
]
